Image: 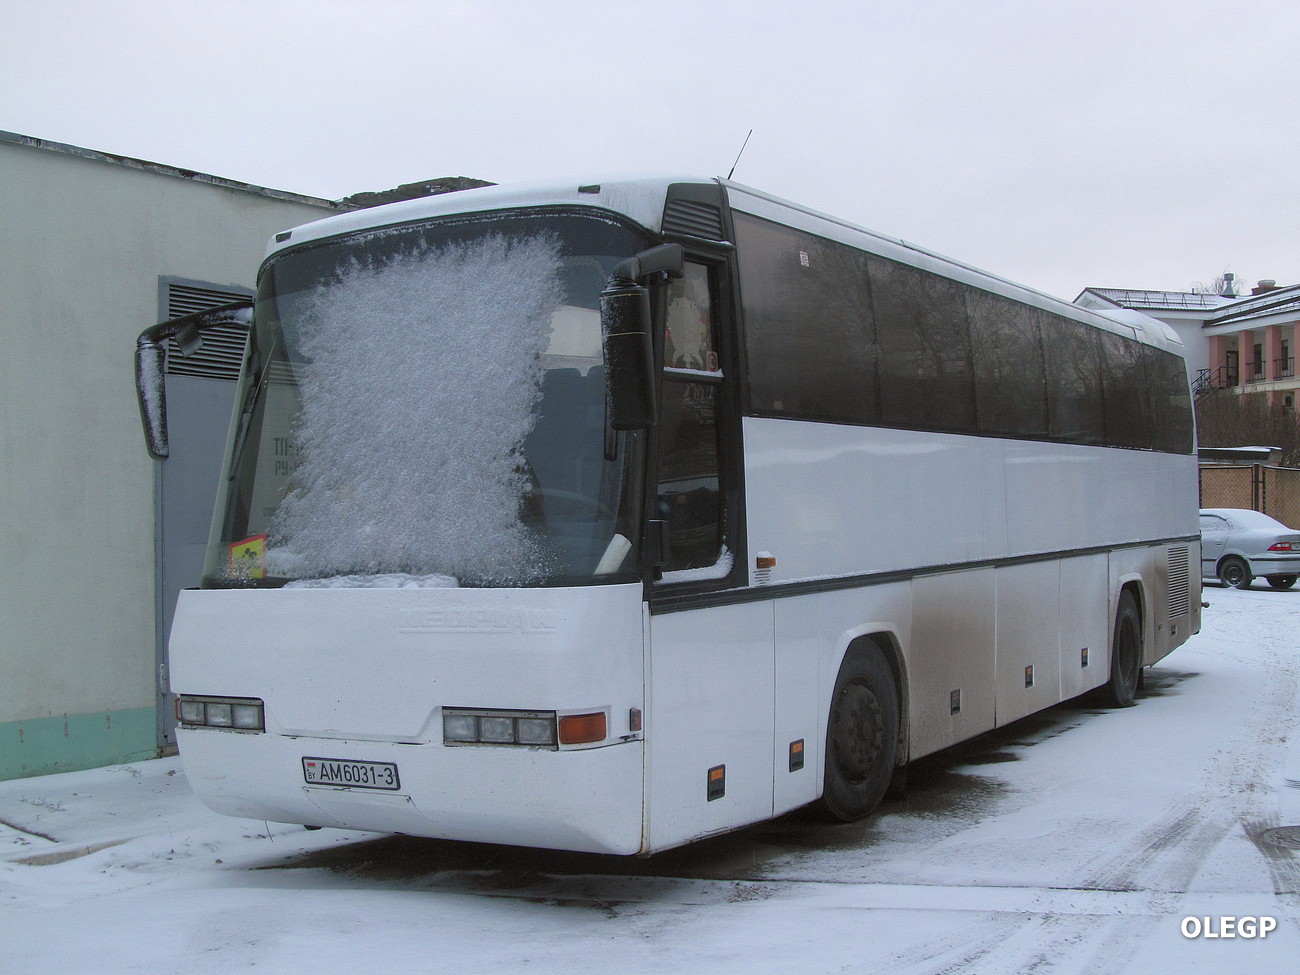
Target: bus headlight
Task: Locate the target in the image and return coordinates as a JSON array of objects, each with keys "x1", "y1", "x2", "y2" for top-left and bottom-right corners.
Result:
[
  {"x1": 176, "y1": 695, "x2": 265, "y2": 732},
  {"x1": 442, "y1": 708, "x2": 558, "y2": 748}
]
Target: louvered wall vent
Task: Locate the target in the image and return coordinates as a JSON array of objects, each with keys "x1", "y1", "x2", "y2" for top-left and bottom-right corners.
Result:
[
  {"x1": 1167, "y1": 546, "x2": 1190, "y2": 618},
  {"x1": 662, "y1": 200, "x2": 726, "y2": 241},
  {"x1": 163, "y1": 283, "x2": 252, "y2": 381}
]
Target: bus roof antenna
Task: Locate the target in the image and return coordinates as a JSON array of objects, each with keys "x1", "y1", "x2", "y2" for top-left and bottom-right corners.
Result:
[{"x1": 727, "y1": 130, "x2": 753, "y2": 181}]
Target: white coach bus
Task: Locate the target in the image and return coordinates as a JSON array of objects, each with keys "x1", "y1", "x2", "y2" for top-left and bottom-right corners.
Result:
[{"x1": 136, "y1": 177, "x2": 1200, "y2": 855}]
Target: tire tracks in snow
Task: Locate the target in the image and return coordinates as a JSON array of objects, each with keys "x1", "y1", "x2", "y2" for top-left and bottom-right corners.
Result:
[
  {"x1": 870, "y1": 629, "x2": 1300, "y2": 975},
  {"x1": 1079, "y1": 635, "x2": 1299, "y2": 898}
]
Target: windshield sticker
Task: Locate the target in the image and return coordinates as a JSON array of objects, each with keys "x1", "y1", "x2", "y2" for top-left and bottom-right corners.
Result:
[{"x1": 228, "y1": 535, "x2": 267, "y2": 579}]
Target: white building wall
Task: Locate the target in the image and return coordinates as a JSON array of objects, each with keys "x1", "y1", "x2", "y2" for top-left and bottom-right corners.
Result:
[{"x1": 0, "y1": 135, "x2": 336, "y2": 777}]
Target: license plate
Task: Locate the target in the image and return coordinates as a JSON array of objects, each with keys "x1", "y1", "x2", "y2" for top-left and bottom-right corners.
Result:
[{"x1": 302, "y1": 757, "x2": 401, "y2": 791}]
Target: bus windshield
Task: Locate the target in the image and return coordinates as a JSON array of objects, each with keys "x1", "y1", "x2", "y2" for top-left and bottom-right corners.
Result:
[{"x1": 203, "y1": 209, "x2": 650, "y2": 589}]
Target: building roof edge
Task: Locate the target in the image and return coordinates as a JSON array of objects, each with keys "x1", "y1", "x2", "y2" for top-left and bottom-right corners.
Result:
[{"x1": 0, "y1": 129, "x2": 346, "y2": 211}]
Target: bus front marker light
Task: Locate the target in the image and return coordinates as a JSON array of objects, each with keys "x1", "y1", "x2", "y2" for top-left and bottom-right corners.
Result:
[{"x1": 558, "y1": 712, "x2": 607, "y2": 745}]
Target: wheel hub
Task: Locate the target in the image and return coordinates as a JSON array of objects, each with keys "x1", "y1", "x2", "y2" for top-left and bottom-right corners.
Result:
[{"x1": 831, "y1": 680, "x2": 883, "y2": 783}]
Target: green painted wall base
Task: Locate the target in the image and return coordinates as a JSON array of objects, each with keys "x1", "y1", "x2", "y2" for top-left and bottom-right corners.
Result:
[{"x1": 0, "y1": 708, "x2": 158, "y2": 781}]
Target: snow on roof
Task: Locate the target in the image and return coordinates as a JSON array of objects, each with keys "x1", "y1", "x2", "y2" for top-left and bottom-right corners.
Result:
[
  {"x1": 1080, "y1": 288, "x2": 1235, "y2": 311},
  {"x1": 1079, "y1": 285, "x2": 1300, "y2": 328},
  {"x1": 266, "y1": 175, "x2": 706, "y2": 257},
  {"x1": 1205, "y1": 284, "x2": 1300, "y2": 326}
]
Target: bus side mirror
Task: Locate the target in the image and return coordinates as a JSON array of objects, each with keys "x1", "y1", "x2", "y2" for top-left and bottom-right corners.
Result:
[
  {"x1": 599, "y1": 244, "x2": 684, "y2": 431},
  {"x1": 600, "y1": 280, "x2": 657, "y2": 430},
  {"x1": 136, "y1": 337, "x2": 171, "y2": 459},
  {"x1": 135, "y1": 299, "x2": 252, "y2": 459}
]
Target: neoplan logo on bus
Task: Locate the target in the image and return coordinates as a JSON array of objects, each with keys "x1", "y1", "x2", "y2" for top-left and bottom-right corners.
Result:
[{"x1": 302, "y1": 757, "x2": 401, "y2": 790}]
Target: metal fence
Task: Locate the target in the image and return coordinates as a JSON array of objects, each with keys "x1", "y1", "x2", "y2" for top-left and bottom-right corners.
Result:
[{"x1": 1200, "y1": 465, "x2": 1300, "y2": 528}]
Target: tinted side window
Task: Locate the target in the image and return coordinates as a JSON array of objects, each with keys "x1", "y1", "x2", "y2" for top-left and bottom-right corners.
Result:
[
  {"x1": 1098, "y1": 329, "x2": 1148, "y2": 449},
  {"x1": 732, "y1": 210, "x2": 1192, "y2": 454},
  {"x1": 1042, "y1": 314, "x2": 1105, "y2": 445},
  {"x1": 658, "y1": 262, "x2": 726, "y2": 577},
  {"x1": 657, "y1": 382, "x2": 723, "y2": 571},
  {"x1": 734, "y1": 213, "x2": 877, "y2": 424},
  {"x1": 968, "y1": 290, "x2": 1048, "y2": 437},
  {"x1": 868, "y1": 256, "x2": 977, "y2": 434},
  {"x1": 1143, "y1": 346, "x2": 1195, "y2": 455}
]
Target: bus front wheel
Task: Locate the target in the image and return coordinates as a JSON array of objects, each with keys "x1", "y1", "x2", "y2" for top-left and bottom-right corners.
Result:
[{"x1": 817, "y1": 645, "x2": 899, "y2": 822}]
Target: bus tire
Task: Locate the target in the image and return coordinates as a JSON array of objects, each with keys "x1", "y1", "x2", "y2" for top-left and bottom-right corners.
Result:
[
  {"x1": 817, "y1": 645, "x2": 899, "y2": 822},
  {"x1": 1098, "y1": 590, "x2": 1142, "y2": 708},
  {"x1": 1218, "y1": 556, "x2": 1252, "y2": 589}
]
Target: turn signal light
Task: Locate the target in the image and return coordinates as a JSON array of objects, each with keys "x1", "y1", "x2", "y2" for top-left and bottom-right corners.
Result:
[{"x1": 558, "y1": 712, "x2": 607, "y2": 744}]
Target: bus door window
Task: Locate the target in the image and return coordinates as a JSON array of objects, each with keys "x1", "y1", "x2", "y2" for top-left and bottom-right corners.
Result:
[
  {"x1": 657, "y1": 262, "x2": 725, "y2": 575},
  {"x1": 665, "y1": 263, "x2": 720, "y2": 372}
]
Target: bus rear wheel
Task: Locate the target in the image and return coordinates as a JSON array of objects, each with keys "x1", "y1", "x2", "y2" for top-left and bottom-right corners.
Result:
[
  {"x1": 817, "y1": 645, "x2": 899, "y2": 822},
  {"x1": 1097, "y1": 590, "x2": 1142, "y2": 708}
]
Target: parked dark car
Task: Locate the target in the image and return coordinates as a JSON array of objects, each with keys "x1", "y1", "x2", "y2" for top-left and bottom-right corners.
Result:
[{"x1": 1200, "y1": 508, "x2": 1300, "y2": 590}]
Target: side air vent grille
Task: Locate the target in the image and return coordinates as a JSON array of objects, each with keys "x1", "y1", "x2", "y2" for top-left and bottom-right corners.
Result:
[
  {"x1": 1168, "y1": 546, "x2": 1190, "y2": 618},
  {"x1": 163, "y1": 283, "x2": 251, "y2": 381},
  {"x1": 662, "y1": 200, "x2": 726, "y2": 241}
]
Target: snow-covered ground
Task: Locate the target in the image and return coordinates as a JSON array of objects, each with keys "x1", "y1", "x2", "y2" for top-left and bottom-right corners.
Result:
[{"x1": 2, "y1": 586, "x2": 1298, "y2": 974}]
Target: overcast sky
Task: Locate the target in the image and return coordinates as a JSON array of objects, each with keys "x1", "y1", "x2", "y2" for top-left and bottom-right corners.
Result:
[{"x1": 4, "y1": 0, "x2": 1298, "y2": 301}]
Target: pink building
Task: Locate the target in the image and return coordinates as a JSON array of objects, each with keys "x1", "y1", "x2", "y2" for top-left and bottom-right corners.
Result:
[{"x1": 1077, "y1": 280, "x2": 1300, "y2": 412}]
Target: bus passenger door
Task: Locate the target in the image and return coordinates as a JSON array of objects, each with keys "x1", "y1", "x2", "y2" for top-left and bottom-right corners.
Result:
[{"x1": 645, "y1": 257, "x2": 775, "y2": 850}]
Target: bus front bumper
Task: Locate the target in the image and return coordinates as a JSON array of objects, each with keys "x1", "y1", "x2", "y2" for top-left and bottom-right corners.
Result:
[{"x1": 178, "y1": 727, "x2": 646, "y2": 855}]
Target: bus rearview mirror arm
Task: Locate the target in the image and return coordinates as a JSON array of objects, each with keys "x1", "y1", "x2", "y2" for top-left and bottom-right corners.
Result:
[
  {"x1": 610, "y1": 243, "x2": 685, "y2": 284},
  {"x1": 135, "y1": 299, "x2": 253, "y2": 459},
  {"x1": 599, "y1": 244, "x2": 684, "y2": 431}
]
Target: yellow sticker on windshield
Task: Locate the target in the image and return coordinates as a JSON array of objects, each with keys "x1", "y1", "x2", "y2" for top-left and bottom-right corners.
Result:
[{"x1": 229, "y1": 535, "x2": 267, "y2": 579}]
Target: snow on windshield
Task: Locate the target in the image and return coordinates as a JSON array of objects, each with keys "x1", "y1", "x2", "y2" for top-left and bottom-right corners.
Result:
[{"x1": 266, "y1": 234, "x2": 563, "y2": 585}]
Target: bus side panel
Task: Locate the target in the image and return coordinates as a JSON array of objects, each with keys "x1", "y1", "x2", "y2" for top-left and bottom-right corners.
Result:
[
  {"x1": 1113, "y1": 540, "x2": 1200, "y2": 666},
  {"x1": 993, "y1": 562, "x2": 1064, "y2": 726},
  {"x1": 771, "y1": 582, "x2": 913, "y2": 816},
  {"x1": 742, "y1": 419, "x2": 1004, "y2": 584},
  {"x1": 1059, "y1": 554, "x2": 1111, "y2": 700},
  {"x1": 773, "y1": 591, "x2": 825, "y2": 816},
  {"x1": 907, "y1": 569, "x2": 997, "y2": 761},
  {"x1": 645, "y1": 601, "x2": 775, "y2": 851}
]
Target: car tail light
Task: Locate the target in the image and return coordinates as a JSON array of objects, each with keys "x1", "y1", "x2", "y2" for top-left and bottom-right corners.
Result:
[{"x1": 1268, "y1": 542, "x2": 1297, "y2": 552}]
